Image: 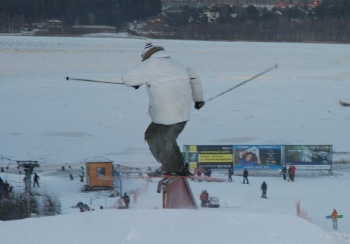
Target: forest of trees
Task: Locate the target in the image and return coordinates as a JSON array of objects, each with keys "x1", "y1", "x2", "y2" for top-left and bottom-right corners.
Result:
[
  {"x1": 0, "y1": 0, "x2": 161, "y2": 31},
  {"x1": 0, "y1": 0, "x2": 350, "y2": 42},
  {"x1": 159, "y1": 1, "x2": 350, "y2": 42}
]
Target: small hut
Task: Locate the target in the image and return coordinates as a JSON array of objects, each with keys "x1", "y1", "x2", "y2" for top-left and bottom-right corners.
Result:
[{"x1": 83, "y1": 156, "x2": 114, "y2": 191}]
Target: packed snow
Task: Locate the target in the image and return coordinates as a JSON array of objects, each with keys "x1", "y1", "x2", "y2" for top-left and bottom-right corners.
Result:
[{"x1": 1, "y1": 35, "x2": 350, "y2": 243}]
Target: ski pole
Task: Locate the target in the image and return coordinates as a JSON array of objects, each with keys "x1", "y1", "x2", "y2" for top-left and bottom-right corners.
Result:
[
  {"x1": 204, "y1": 64, "x2": 278, "y2": 103},
  {"x1": 65, "y1": 77, "x2": 124, "y2": 85}
]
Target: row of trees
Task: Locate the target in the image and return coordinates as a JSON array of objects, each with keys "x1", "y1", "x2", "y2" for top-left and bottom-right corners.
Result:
[
  {"x1": 0, "y1": 192, "x2": 61, "y2": 220},
  {"x1": 1, "y1": 0, "x2": 350, "y2": 42},
  {"x1": 153, "y1": 1, "x2": 350, "y2": 42},
  {"x1": 159, "y1": 18, "x2": 350, "y2": 42},
  {"x1": 0, "y1": 0, "x2": 161, "y2": 30}
]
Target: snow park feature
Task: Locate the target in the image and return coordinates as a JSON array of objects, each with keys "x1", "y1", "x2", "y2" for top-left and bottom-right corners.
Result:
[{"x1": 1, "y1": 36, "x2": 350, "y2": 243}]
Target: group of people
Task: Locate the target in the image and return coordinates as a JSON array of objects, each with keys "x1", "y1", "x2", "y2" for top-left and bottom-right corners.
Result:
[
  {"x1": 281, "y1": 165, "x2": 296, "y2": 181},
  {"x1": 229, "y1": 167, "x2": 268, "y2": 198},
  {"x1": 195, "y1": 167, "x2": 212, "y2": 178},
  {"x1": 65, "y1": 166, "x2": 85, "y2": 182}
]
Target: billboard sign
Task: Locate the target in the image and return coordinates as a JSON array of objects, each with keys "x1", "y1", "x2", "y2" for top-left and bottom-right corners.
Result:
[
  {"x1": 283, "y1": 145, "x2": 332, "y2": 169},
  {"x1": 234, "y1": 145, "x2": 282, "y2": 170},
  {"x1": 183, "y1": 145, "x2": 233, "y2": 169}
]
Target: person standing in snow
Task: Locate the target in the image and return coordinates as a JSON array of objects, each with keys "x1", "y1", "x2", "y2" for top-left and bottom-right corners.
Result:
[
  {"x1": 33, "y1": 173, "x2": 40, "y2": 188},
  {"x1": 200, "y1": 190, "x2": 209, "y2": 207},
  {"x1": 228, "y1": 167, "x2": 233, "y2": 182},
  {"x1": 242, "y1": 168, "x2": 249, "y2": 184},
  {"x1": 281, "y1": 165, "x2": 287, "y2": 180},
  {"x1": 289, "y1": 165, "x2": 296, "y2": 182},
  {"x1": 80, "y1": 166, "x2": 85, "y2": 182},
  {"x1": 332, "y1": 209, "x2": 338, "y2": 230},
  {"x1": 122, "y1": 40, "x2": 204, "y2": 176},
  {"x1": 261, "y1": 181, "x2": 267, "y2": 198},
  {"x1": 123, "y1": 193, "x2": 130, "y2": 209}
]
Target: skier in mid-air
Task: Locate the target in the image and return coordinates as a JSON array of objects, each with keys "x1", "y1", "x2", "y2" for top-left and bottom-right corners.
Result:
[{"x1": 122, "y1": 40, "x2": 205, "y2": 176}]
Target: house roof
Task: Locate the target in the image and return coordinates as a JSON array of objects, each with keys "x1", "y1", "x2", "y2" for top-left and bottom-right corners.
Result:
[{"x1": 83, "y1": 156, "x2": 114, "y2": 163}]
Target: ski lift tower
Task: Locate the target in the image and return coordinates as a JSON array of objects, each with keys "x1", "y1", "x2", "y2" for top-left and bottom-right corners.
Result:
[{"x1": 17, "y1": 160, "x2": 40, "y2": 194}]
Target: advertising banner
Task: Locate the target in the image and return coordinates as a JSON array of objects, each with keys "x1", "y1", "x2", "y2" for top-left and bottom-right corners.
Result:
[
  {"x1": 283, "y1": 145, "x2": 332, "y2": 169},
  {"x1": 183, "y1": 145, "x2": 233, "y2": 169},
  {"x1": 234, "y1": 145, "x2": 282, "y2": 170}
]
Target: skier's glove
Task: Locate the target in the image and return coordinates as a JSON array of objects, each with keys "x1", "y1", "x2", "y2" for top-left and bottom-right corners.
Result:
[
  {"x1": 195, "y1": 101, "x2": 205, "y2": 110},
  {"x1": 132, "y1": 86, "x2": 140, "y2": 90}
]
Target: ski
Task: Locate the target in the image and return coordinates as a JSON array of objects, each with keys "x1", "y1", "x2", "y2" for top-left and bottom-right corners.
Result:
[
  {"x1": 204, "y1": 64, "x2": 278, "y2": 103},
  {"x1": 325, "y1": 214, "x2": 343, "y2": 219}
]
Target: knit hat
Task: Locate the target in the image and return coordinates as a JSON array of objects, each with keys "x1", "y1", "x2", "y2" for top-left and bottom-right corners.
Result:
[
  {"x1": 142, "y1": 39, "x2": 153, "y2": 57},
  {"x1": 141, "y1": 39, "x2": 165, "y2": 61}
]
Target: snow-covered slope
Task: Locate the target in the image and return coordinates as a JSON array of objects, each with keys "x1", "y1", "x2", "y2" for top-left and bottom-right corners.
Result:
[{"x1": 1, "y1": 36, "x2": 350, "y2": 243}]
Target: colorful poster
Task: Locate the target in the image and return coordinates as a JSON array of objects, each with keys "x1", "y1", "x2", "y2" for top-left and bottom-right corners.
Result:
[
  {"x1": 283, "y1": 145, "x2": 332, "y2": 169},
  {"x1": 234, "y1": 145, "x2": 282, "y2": 170}
]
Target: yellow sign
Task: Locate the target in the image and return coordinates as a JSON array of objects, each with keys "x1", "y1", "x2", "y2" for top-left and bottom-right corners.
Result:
[
  {"x1": 189, "y1": 145, "x2": 198, "y2": 153},
  {"x1": 199, "y1": 154, "x2": 233, "y2": 163}
]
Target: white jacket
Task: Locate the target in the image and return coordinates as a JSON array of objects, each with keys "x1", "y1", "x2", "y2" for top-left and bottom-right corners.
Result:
[{"x1": 122, "y1": 51, "x2": 203, "y2": 125}]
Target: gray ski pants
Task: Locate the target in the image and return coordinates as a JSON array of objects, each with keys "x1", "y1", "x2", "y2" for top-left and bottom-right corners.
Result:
[{"x1": 144, "y1": 121, "x2": 186, "y2": 173}]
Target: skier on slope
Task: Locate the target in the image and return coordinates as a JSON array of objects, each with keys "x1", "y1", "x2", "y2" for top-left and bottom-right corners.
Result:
[
  {"x1": 123, "y1": 193, "x2": 130, "y2": 209},
  {"x1": 242, "y1": 168, "x2": 249, "y2": 184},
  {"x1": 228, "y1": 167, "x2": 233, "y2": 182},
  {"x1": 122, "y1": 40, "x2": 205, "y2": 176},
  {"x1": 261, "y1": 181, "x2": 267, "y2": 198},
  {"x1": 332, "y1": 209, "x2": 338, "y2": 230}
]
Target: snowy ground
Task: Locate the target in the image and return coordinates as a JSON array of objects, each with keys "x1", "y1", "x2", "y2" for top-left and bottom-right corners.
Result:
[
  {"x1": 1, "y1": 35, "x2": 350, "y2": 243},
  {"x1": 1, "y1": 164, "x2": 350, "y2": 244}
]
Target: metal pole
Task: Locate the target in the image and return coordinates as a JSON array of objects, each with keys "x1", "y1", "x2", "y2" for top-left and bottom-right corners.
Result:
[
  {"x1": 65, "y1": 77, "x2": 124, "y2": 85},
  {"x1": 204, "y1": 64, "x2": 278, "y2": 103}
]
